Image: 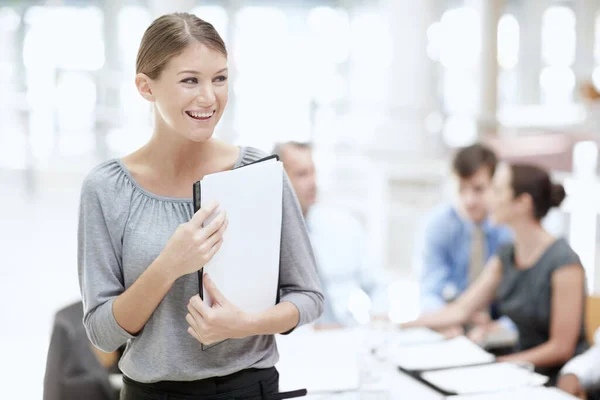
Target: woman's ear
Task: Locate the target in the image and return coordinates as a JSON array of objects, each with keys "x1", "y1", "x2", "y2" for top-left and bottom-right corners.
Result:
[
  {"x1": 516, "y1": 192, "x2": 534, "y2": 215},
  {"x1": 135, "y1": 73, "x2": 155, "y2": 102}
]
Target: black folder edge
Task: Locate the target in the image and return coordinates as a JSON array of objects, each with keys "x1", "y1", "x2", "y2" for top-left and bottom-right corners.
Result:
[
  {"x1": 192, "y1": 154, "x2": 282, "y2": 351},
  {"x1": 396, "y1": 359, "x2": 546, "y2": 397}
]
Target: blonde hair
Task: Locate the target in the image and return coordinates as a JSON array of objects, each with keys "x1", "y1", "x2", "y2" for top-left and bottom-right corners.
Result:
[{"x1": 136, "y1": 12, "x2": 227, "y2": 80}]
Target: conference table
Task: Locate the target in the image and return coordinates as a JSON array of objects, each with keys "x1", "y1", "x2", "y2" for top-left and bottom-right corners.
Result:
[
  {"x1": 276, "y1": 325, "x2": 444, "y2": 400},
  {"x1": 275, "y1": 325, "x2": 578, "y2": 400}
]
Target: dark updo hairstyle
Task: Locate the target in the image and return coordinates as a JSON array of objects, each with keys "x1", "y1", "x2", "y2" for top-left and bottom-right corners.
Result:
[{"x1": 510, "y1": 164, "x2": 566, "y2": 220}]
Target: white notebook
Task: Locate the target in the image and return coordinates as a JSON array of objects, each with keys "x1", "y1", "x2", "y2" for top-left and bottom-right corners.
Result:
[
  {"x1": 421, "y1": 362, "x2": 549, "y2": 395},
  {"x1": 276, "y1": 330, "x2": 361, "y2": 394},
  {"x1": 198, "y1": 158, "x2": 283, "y2": 314},
  {"x1": 391, "y1": 336, "x2": 495, "y2": 371}
]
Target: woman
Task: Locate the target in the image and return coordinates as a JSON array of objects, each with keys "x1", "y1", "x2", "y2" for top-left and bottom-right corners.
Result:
[
  {"x1": 404, "y1": 162, "x2": 588, "y2": 383},
  {"x1": 77, "y1": 13, "x2": 324, "y2": 400}
]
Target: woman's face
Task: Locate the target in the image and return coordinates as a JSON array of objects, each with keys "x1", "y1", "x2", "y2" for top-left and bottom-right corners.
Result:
[
  {"x1": 140, "y1": 41, "x2": 228, "y2": 142},
  {"x1": 490, "y1": 163, "x2": 518, "y2": 225}
]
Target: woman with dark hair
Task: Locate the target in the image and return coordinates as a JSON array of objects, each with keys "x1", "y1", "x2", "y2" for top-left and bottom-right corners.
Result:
[{"x1": 404, "y1": 162, "x2": 588, "y2": 383}]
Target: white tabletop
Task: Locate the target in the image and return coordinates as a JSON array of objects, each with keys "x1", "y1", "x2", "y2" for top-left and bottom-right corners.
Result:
[
  {"x1": 276, "y1": 326, "x2": 443, "y2": 400},
  {"x1": 275, "y1": 325, "x2": 577, "y2": 400}
]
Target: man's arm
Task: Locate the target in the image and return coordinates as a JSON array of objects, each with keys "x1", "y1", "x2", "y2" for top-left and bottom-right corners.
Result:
[{"x1": 560, "y1": 329, "x2": 600, "y2": 391}]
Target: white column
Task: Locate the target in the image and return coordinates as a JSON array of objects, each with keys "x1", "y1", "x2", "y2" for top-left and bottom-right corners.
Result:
[
  {"x1": 574, "y1": 0, "x2": 596, "y2": 99},
  {"x1": 375, "y1": 0, "x2": 442, "y2": 278},
  {"x1": 95, "y1": 0, "x2": 123, "y2": 161},
  {"x1": 517, "y1": 0, "x2": 544, "y2": 105},
  {"x1": 568, "y1": 142, "x2": 599, "y2": 293},
  {"x1": 218, "y1": 0, "x2": 241, "y2": 145},
  {"x1": 478, "y1": 0, "x2": 503, "y2": 135},
  {"x1": 381, "y1": 0, "x2": 439, "y2": 155}
]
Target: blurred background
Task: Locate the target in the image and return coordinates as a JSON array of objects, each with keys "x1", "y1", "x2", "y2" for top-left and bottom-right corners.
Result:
[{"x1": 1, "y1": 0, "x2": 600, "y2": 398}]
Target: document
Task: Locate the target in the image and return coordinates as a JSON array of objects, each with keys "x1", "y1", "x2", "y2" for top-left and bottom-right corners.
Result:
[
  {"x1": 390, "y1": 336, "x2": 495, "y2": 371},
  {"x1": 276, "y1": 329, "x2": 361, "y2": 394},
  {"x1": 373, "y1": 327, "x2": 445, "y2": 360},
  {"x1": 421, "y1": 362, "x2": 549, "y2": 395},
  {"x1": 196, "y1": 158, "x2": 283, "y2": 314}
]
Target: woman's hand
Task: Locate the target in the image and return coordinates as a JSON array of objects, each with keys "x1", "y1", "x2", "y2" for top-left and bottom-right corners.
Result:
[
  {"x1": 158, "y1": 200, "x2": 228, "y2": 281},
  {"x1": 466, "y1": 312, "x2": 493, "y2": 344},
  {"x1": 557, "y1": 374, "x2": 587, "y2": 400},
  {"x1": 466, "y1": 324, "x2": 488, "y2": 344},
  {"x1": 186, "y1": 275, "x2": 253, "y2": 345}
]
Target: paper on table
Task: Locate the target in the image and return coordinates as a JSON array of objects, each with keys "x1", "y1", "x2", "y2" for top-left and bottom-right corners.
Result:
[
  {"x1": 200, "y1": 160, "x2": 283, "y2": 314},
  {"x1": 391, "y1": 327, "x2": 445, "y2": 345},
  {"x1": 446, "y1": 387, "x2": 579, "y2": 400},
  {"x1": 421, "y1": 362, "x2": 548, "y2": 395},
  {"x1": 373, "y1": 327, "x2": 445, "y2": 360},
  {"x1": 391, "y1": 336, "x2": 495, "y2": 371},
  {"x1": 276, "y1": 329, "x2": 361, "y2": 394}
]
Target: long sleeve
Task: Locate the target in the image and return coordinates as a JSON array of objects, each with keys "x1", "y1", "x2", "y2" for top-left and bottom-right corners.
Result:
[
  {"x1": 418, "y1": 215, "x2": 452, "y2": 312},
  {"x1": 560, "y1": 329, "x2": 600, "y2": 391},
  {"x1": 278, "y1": 172, "x2": 325, "y2": 331},
  {"x1": 77, "y1": 170, "x2": 137, "y2": 352}
]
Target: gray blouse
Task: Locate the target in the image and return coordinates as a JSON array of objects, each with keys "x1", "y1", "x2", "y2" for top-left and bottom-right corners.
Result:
[
  {"x1": 77, "y1": 146, "x2": 324, "y2": 383},
  {"x1": 496, "y1": 238, "x2": 588, "y2": 379}
]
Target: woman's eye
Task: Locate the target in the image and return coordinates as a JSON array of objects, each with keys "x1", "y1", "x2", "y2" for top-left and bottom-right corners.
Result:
[
  {"x1": 182, "y1": 77, "x2": 198, "y2": 84},
  {"x1": 214, "y1": 75, "x2": 228, "y2": 83}
]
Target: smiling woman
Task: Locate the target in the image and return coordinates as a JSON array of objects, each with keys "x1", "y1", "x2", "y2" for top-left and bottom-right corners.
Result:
[
  {"x1": 134, "y1": 14, "x2": 229, "y2": 144},
  {"x1": 77, "y1": 12, "x2": 323, "y2": 400}
]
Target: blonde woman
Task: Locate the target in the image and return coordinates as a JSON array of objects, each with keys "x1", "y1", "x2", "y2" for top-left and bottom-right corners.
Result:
[{"x1": 78, "y1": 13, "x2": 323, "y2": 399}]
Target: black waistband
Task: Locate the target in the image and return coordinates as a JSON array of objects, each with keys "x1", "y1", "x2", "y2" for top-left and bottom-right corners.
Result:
[
  {"x1": 123, "y1": 367, "x2": 307, "y2": 399},
  {"x1": 124, "y1": 367, "x2": 276, "y2": 394}
]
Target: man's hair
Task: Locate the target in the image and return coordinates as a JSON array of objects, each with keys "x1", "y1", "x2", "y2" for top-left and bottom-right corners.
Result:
[
  {"x1": 452, "y1": 144, "x2": 498, "y2": 179},
  {"x1": 272, "y1": 141, "x2": 312, "y2": 160}
]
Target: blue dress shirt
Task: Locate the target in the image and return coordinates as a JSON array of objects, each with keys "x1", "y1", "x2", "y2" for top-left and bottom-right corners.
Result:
[{"x1": 416, "y1": 204, "x2": 513, "y2": 317}]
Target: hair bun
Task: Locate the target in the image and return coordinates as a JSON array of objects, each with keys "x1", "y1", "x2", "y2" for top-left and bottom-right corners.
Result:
[{"x1": 550, "y1": 183, "x2": 566, "y2": 208}]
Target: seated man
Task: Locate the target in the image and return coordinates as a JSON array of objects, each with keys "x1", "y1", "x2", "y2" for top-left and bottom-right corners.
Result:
[
  {"x1": 275, "y1": 142, "x2": 388, "y2": 327},
  {"x1": 558, "y1": 327, "x2": 600, "y2": 400},
  {"x1": 44, "y1": 301, "x2": 122, "y2": 400},
  {"x1": 415, "y1": 144, "x2": 514, "y2": 339}
]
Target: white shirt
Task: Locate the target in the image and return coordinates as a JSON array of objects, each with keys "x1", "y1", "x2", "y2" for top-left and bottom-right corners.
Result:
[
  {"x1": 560, "y1": 328, "x2": 600, "y2": 390},
  {"x1": 306, "y1": 204, "x2": 388, "y2": 326}
]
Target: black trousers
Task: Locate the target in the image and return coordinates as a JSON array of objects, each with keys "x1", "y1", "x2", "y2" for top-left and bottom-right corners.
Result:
[{"x1": 121, "y1": 367, "x2": 280, "y2": 400}]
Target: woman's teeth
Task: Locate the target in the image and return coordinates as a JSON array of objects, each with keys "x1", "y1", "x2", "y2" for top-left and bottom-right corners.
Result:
[{"x1": 187, "y1": 111, "x2": 214, "y2": 120}]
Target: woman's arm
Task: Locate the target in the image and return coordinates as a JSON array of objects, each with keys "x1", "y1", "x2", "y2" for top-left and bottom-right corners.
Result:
[
  {"x1": 274, "y1": 173, "x2": 325, "y2": 329},
  {"x1": 112, "y1": 258, "x2": 176, "y2": 336},
  {"x1": 499, "y1": 264, "x2": 585, "y2": 367},
  {"x1": 247, "y1": 302, "x2": 300, "y2": 335},
  {"x1": 186, "y1": 275, "x2": 300, "y2": 345},
  {"x1": 79, "y1": 171, "x2": 225, "y2": 352},
  {"x1": 403, "y1": 256, "x2": 503, "y2": 330}
]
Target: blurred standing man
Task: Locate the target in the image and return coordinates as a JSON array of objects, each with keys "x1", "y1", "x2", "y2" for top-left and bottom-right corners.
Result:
[{"x1": 275, "y1": 142, "x2": 388, "y2": 328}]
